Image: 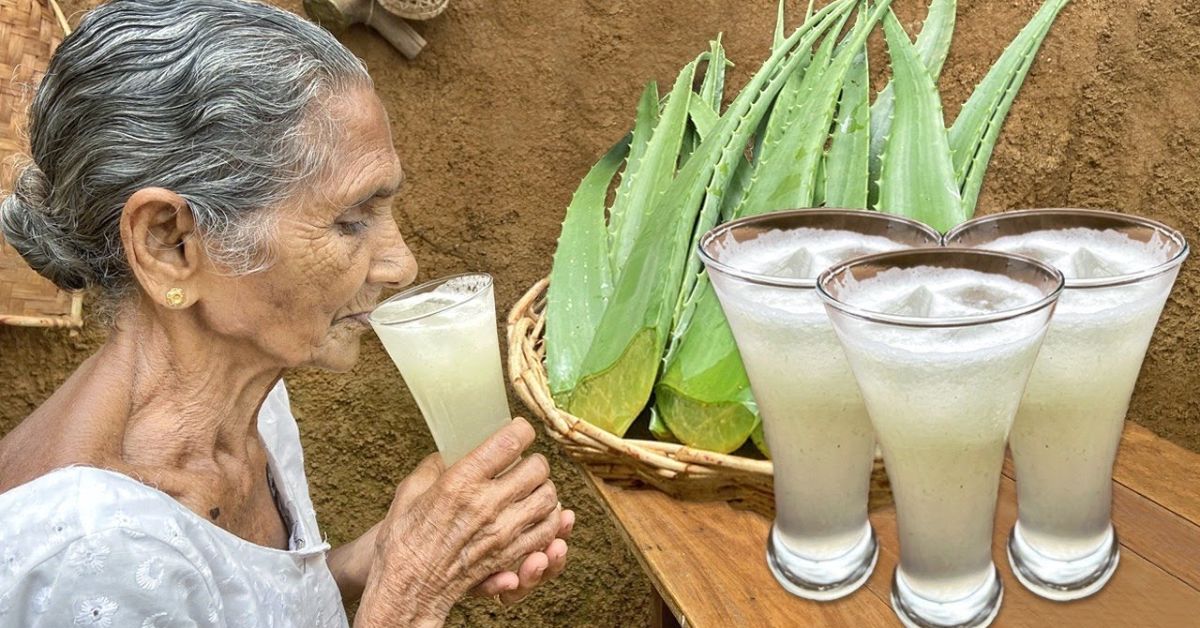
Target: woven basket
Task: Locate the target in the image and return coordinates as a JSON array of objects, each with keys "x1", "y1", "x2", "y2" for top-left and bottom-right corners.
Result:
[
  {"x1": 379, "y1": 0, "x2": 449, "y2": 21},
  {"x1": 508, "y1": 277, "x2": 894, "y2": 516},
  {"x1": 0, "y1": 0, "x2": 82, "y2": 330}
]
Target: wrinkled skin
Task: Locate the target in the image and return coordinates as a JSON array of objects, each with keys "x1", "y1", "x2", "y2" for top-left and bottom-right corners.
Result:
[{"x1": 0, "y1": 87, "x2": 572, "y2": 625}]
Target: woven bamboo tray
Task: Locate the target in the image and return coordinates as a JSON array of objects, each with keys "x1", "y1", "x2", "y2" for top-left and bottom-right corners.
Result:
[
  {"x1": 506, "y1": 277, "x2": 780, "y2": 514},
  {"x1": 0, "y1": 0, "x2": 82, "y2": 330}
]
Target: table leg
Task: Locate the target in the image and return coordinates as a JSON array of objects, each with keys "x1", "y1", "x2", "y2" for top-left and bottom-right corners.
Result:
[{"x1": 651, "y1": 588, "x2": 682, "y2": 628}]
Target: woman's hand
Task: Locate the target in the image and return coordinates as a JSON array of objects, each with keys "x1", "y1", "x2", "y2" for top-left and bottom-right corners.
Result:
[
  {"x1": 354, "y1": 418, "x2": 567, "y2": 627},
  {"x1": 330, "y1": 451, "x2": 574, "y2": 607},
  {"x1": 469, "y1": 507, "x2": 574, "y2": 605}
]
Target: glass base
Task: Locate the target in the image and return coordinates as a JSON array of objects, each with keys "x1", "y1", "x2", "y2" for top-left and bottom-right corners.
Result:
[
  {"x1": 891, "y1": 565, "x2": 1002, "y2": 628},
  {"x1": 1007, "y1": 523, "x2": 1120, "y2": 601},
  {"x1": 766, "y1": 522, "x2": 878, "y2": 601}
]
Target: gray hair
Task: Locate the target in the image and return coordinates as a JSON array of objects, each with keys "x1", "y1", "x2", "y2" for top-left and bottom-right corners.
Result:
[{"x1": 0, "y1": 0, "x2": 371, "y2": 302}]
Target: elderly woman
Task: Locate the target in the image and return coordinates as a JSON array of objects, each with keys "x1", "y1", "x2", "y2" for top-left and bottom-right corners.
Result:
[{"x1": 0, "y1": 0, "x2": 574, "y2": 625}]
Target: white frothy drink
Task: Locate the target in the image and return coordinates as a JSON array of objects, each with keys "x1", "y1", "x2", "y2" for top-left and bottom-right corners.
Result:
[
  {"x1": 370, "y1": 277, "x2": 511, "y2": 465},
  {"x1": 709, "y1": 228, "x2": 916, "y2": 561},
  {"x1": 829, "y1": 267, "x2": 1049, "y2": 602},
  {"x1": 984, "y1": 228, "x2": 1177, "y2": 560}
]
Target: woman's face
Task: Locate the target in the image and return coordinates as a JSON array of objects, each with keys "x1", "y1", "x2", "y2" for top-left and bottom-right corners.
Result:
[{"x1": 196, "y1": 87, "x2": 417, "y2": 372}]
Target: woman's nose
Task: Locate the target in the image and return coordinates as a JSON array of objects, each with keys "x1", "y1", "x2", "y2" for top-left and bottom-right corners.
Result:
[{"x1": 369, "y1": 215, "x2": 418, "y2": 289}]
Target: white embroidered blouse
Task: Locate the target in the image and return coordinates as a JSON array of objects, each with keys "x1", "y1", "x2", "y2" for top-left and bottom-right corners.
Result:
[{"x1": 0, "y1": 381, "x2": 350, "y2": 628}]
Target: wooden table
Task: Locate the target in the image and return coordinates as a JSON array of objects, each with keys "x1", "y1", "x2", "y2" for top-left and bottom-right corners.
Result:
[{"x1": 581, "y1": 424, "x2": 1200, "y2": 627}]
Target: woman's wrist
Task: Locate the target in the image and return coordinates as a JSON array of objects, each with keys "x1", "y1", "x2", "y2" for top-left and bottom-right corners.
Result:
[
  {"x1": 354, "y1": 569, "x2": 453, "y2": 628},
  {"x1": 328, "y1": 523, "x2": 381, "y2": 603}
]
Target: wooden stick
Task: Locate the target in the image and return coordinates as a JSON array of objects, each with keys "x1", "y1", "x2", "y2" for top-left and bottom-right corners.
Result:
[
  {"x1": 365, "y1": 8, "x2": 425, "y2": 59},
  {"x1": 47, "y1": 0, "x2": 72, "y2": 35}
]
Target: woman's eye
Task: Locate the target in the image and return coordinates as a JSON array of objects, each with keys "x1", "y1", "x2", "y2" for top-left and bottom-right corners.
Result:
[{"x1": 336, "y1": 220, "x2": 369, "y2": 236}]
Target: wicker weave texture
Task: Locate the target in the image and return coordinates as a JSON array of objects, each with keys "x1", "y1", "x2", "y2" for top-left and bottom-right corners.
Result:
[
  {"x1": 378, "y1": 0, "x2": 448, "y2": 21},
  {"x1": 0, "y1": 0, "x2": 82, "y2": 329},
  {"x1": 507, "y1": 278, "x2": 777, "y2": 516}
]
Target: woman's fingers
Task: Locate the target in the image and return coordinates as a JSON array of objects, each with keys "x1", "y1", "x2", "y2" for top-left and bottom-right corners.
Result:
[
  {"x1": 491, "y1": 453, "x2": 551, "y2": 505},
  {"x1": 470, "y1": 570, "x2": 519, "y2": 597},
  {"x1": 508, "y1": 496, "x2": 562, "y2": 561},
  {"x1": 499, "y1": 551, "x2": 549, "y2": 605},
  {"x1": 543, "y1": 538, "x2": 569, "y2": 581},
  {"x1": 558, "y1": 509, "x2": 575, "y2": 539},
  {"x1": 454, "y1": 418, "x2": 536, "y2": 481},
  {"x1": 469, "y1": 484, "x2": 557, "y2": 570}
]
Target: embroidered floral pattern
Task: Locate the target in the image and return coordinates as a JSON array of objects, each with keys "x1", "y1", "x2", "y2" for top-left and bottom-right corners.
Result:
[
  {"x1": 66, "y1": 538, "x2": 111, "y2": 575},
  {"x1": 72, "y1": 596, "x2": 118, "y2": 627},
  {"x1": 31, "y1": 587, "x2": 52, "y2": 614},
  {"x1": 135, "y1": 558, "x2": 165, "y2": 591}
]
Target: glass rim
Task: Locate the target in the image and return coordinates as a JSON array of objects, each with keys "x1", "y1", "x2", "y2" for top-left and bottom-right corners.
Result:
[
  {"x1": 368, "y1": 272, "x2": 494, "y2": 326},
  {"x1": 697, "y1": 208, "x2": 942, "y2": 289},
  {"x1": 816, "y1": 248, "x2": 1065, "y2": 329},
  {"x1": 944, "y1": 208, "x2": 1190, "y2": 290}
]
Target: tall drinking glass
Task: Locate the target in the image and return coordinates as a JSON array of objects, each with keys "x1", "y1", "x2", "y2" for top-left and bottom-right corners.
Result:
[
  {"x1": 699, "y1": 209, "x2": 941, "y2": 601},
  {"x1": 819, "y1": 250, "x2": 1063, "y2": 628},
  {"x1": 945, "y1": 209, "x2": 1189, "y2": 600},
  {"x1": 369, "y1": 273, "x2": 511, "y2": 465}
]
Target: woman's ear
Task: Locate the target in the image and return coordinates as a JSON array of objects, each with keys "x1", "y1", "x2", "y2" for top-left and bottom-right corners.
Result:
[{"x1": 120, "y1": 188, "x2": 204, "y2": 308}]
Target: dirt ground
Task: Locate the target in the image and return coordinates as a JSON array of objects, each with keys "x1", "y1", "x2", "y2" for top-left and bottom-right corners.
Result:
[{"x1": 2, "y1": 0, "x2": 1198, "y2": 625}]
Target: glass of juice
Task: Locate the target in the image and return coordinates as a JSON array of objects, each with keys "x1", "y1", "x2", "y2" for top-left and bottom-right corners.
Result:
[
  {"x1": 819, "y1": 249, "x2": 1063, "y2": 628},
  {"x1": 369, "y1": 273, "x2": 511, "y2": 465},
  {"x1": 699, "y1": 209, "x2": 941, "y2": 601},
  {"x1": 945, "y1": 209, "x2": 1189, "y2": 600}
]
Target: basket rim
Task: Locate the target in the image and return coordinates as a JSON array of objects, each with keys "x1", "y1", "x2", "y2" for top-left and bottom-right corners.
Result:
[
  {"x1": 505, "y1": 276, "x2": 774, "y2": 480},
  {"x1": 379, "y1": 0, "x2": 449, "y2": 21}
]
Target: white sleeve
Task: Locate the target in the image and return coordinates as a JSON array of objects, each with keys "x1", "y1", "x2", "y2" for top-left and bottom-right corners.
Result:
[{"x1": 0, "y1": 527, "x2": 223, "y2": 628}]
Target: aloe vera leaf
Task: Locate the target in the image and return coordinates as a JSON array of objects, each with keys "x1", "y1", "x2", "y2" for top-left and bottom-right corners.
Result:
[
  {"x1": 877, "y1": 8, "x2": 963, "y2": 232},
  {"x1": 608, "y1": 59, "x2": 698, "y2": 275},
  {"x1": 607, "y1": 83, "x2": 659, "y2": 270},
  {"x1": 653, "y1": 1, "x2": 895, "y2": 451},
  {"x1": 764, "y1": 1, "x2": 851, "y2": 150},
  {"x1": 754, "y1": 0, "x2": 852, "y2": 164},
  {"x1": 648, "y1": 406, "x2": 679, "y2": 443},
  {"x1": 570, "y1": 3, "x2": 868, "y2": 436},
  {"x1": 545, "y1": 137, "x2": 630, "y2": 396},
  {"x1": 656, "y1": 277, "x2": 757, "y2": 453},
  {"x1": 951, "y1": 0, "x2": 1070, "y2": 215},
  {"x1": 688, "y1": 98, "x2": 721, "y2": 138},
  {"x1": 742, "y1": 1, "x2": 887, "y2": 214},
  {"x1": 805, "y1": 0, "x2": 816, "y2": 22},
  {"x1": 774, "y1": 0, "x2": 787, "y2": 52},
  {"x1": 682, "y1": 39, "x2": 729, "y2": 165},
  {"x1": 680, "y1": 51, "x2": 715, "y2": 167},
  {"x1": 699, "y1": 36, "x2": 728, "y2": 114},
  {"x1": 824, "y1": 43, "x2": 870, "y2": 208},
  {"x1": 868, "y1": 0, "x2": 957, "y2": 207},
  {"x1": 813, "y1": 152, "x2": 827, "y2": 207}
]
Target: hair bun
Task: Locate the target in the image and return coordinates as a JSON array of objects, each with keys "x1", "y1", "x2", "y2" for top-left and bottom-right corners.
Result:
[{"x1": 0, "y1": 163, "x2": 91, "y2": 291}]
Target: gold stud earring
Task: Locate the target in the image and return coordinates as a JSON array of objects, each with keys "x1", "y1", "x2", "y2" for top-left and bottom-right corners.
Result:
[{"x1": 165, "y1": 288, "x2": 186, "y2": 308}]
